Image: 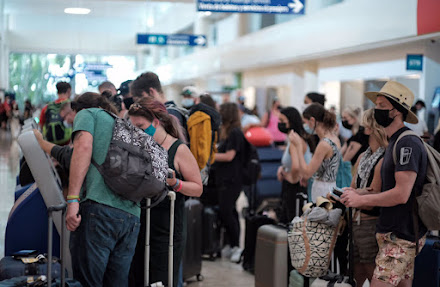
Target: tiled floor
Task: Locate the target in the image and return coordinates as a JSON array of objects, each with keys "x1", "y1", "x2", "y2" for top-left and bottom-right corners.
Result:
[{"x1": 185, "y1": 259, "x2": 254, "y2": 287}]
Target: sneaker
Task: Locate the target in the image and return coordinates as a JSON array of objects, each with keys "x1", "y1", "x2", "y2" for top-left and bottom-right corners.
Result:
[
  {"x1": 221, "y1": 245, "x2": 232, "y2": 259},
  {"x1": 230, "y1": 246, "x2": 243, "y2": 263}
]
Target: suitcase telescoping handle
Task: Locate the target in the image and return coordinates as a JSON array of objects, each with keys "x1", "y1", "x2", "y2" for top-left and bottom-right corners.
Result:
[
  {"x1": 348, "y1": 207, "x2": 355, "y2": 286},
  {"x1": 168, "y1": 191, "x2": 176, "y2": 287},
  {"x1": 47, "y1": 203, "x2": 67, "y2": 287},
  {"x1": 145, "y1": 198, "x2": 151, "y2": 287},
  {"x1": 144, "y1": 191, "x2": 176, "y2": 287}
]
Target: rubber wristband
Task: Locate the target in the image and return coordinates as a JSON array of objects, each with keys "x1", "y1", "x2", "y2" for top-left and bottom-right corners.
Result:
[
  {"x1": 174, "y1": 180, "x2": 183, "y2": 192},
  {"x1": 172, "y1": 179, "x2": 180, "y2": 189},
  {"x1": 67, "y1": 195, "x2": 80, "y2": 200},
  {"x1": 67, "y1": 199, "x2": 79, "y2": 204}
]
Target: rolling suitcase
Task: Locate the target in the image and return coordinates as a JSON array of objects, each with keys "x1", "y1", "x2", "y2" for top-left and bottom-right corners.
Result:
[
  {"x1": 254, "y1": 147, "x2": 283, "y2": 210},
  {"x1": 182, "y1": 199, "x2": 203, "y2": 282},
  {"x1": 4, "y1": 183, "x2": 62, "y2": 258},
  {"x1": 412, "y1": 236, "x2": 440, "y2": 287},
  {"x1": 202, "y1": 206, "x2": 221, "y2": 260},
  {"x1": 0, "y1": 256, "x2": 62, "y2": 281},
  {"x1": 0, "y1": 202, "x2": 80, "y2": 286},
  {"x1": 254, "y1": 224, "x2": 288, "y2": 287},
  {"x1": 242, "y1": 215, "x2": 276, "y2": 273},
  {"x1": 144, "y1": 193, "x2": 177, "y2": 287}
]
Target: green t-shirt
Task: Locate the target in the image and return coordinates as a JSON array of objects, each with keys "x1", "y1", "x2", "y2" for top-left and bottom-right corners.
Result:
[{"x1": 73, "y1": 108, "x2": 140, "y2": 217}]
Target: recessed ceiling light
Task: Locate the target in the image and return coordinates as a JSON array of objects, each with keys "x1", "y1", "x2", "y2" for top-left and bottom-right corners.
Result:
[{"x1": 64, "y1": 8, "x2": 91, "y2": 15}]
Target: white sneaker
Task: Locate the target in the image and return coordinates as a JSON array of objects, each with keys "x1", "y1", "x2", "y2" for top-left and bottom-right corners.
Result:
[
  {"x1": 221, "y1": 245, "x2": 232, "y2": 259},
  {"x1": 230, "y1": 246, "x2": 243, "y2": 263}
]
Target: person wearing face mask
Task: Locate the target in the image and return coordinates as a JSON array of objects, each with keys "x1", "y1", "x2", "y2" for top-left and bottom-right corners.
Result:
[
  {"x1": 340, "y1": 106, "x2": 369, "y2": 168},
  {"x1": 337, "y1": 108, "x2": 387, "y2": 286},
  {"x1": 130, "y1": 72, "x2": 188, "y2": 137},
  {"x1": 341, "y1": 81, "x2": 427, "y2": 287},
  {"x1": 289, "y1": 103, "x2": 341, "y2": 203},
  {"x1": 276, "y1": 107, "x2": 314, "y2": 223},
  {"x1": 128, "y1": 98, "x2": 202, "y2": 287},
  {"x1": 181, "y1": 86, "x2": 200, "y2": 110}
]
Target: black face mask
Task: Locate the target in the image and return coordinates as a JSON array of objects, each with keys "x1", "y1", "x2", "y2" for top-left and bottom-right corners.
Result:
[
  {"x1": 278, "y1": 122, "x2": 289, "y2": 133},
  {"x1": 374, "y1": 108, "x2": 395, "y2": 128},
  {"x1": 123, "y1": 97, "x2": 134, "y2": 109},
  {"x1": 341, "y1": 120, "x2": 353, "y2": 130}
]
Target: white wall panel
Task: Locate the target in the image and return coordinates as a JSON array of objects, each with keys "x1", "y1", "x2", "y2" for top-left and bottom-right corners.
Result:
[
  {"x1": 7, "y1": 14, "x2": 143, "y2": 55},
  {"x1": 152, "y1": 0, "x2": 418, "y2": 84}
]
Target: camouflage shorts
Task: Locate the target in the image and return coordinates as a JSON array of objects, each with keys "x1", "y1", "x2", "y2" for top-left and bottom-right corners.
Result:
[{"x1": 373, "y1": 232, "x2": 425, "y2": 286}]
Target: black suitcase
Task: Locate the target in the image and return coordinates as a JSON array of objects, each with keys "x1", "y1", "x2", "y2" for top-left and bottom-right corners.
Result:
[
  {"x1": 412, "y1": 236, "x2": 440, "y2": 287},
  {"x1": 242, "y1": 214, "x2": 276, "y2": 273},
  {"x1": 182, "y1": 199, "x2": 203, "y2": 282},
  {"x1": 201, "y1": 206, "x2": 221, "y2": 260}
]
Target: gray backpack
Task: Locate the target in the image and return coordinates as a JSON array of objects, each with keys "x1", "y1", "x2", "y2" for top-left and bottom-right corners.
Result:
[
  {"x1": 91, "y1": 111, "x2": 169, "y2": 204},
  {"x1": 392, "y1": 130, "x2": 440, "y2": 231}
]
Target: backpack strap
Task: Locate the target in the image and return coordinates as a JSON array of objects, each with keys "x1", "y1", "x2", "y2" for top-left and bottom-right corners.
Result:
[
  {"x1": 168, "y1": 139, "x2": 183, "y2": 180},
  {"x1": 392, "y1": 130, "x2": 420, "y2": 165},
  {"x1": 391, "y1": 130, "x2": 423, "y2": 254}
]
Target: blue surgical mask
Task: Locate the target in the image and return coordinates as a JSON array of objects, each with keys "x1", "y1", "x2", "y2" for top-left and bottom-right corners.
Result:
[
  {"x1": 144, "y1": 124, "x2": 156, "y2": 136},
  {"x1": 303, "y1": 123, "x2": 313, "y2": 135},
  {"x1": 181, "y1": 98, "x2": 194, "y2": 108}
]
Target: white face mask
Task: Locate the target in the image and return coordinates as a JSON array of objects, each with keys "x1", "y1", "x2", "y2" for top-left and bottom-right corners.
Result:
[
  {"x1": 63, "y1": 120, "x2": 72, "y2": 128},
  {"x1": 301, "y1": 103, "x2": 311, "y2": 113},
  {"x1": 181, "y1": 98, "x2": 194, "y2": 108}
]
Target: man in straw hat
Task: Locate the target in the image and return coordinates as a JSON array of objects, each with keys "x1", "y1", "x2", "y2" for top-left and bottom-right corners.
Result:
[{"x1": 340, "y1": 81, "x2": 427, "y2": 287}]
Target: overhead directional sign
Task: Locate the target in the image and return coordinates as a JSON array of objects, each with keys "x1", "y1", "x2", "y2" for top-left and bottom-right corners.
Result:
[
  {"x1": 137, "y1": 34, "x2": 207, "y2": 47},
  {"x1": 197, "y1": 0, "x2": 305, "y2": 14},
  {"x1": 406, "y1": 54, "x2": 423, "y2": 71}
]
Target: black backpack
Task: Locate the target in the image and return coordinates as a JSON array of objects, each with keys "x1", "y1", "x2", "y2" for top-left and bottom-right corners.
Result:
[
  {"x1": 241, "y1": 138, "x2": 261, "y2": 186},
  {"x1": 91, "y1": 111, "x2": 169, "y2": 204},
  {"x1": 166, "y1": 103, "x2": 189, "y2": 135},
  {"x1": 43, "y1": 100, "x2": 72, "y2": 145}
]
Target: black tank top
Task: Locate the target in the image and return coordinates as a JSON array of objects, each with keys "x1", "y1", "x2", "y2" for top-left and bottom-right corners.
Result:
[{"x1": 356, "y1": 153, "x2": 384, "y2": 217}]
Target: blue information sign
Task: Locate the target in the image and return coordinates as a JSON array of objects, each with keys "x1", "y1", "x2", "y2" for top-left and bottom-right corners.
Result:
[
  {"x1": 406, "y1": 54, "x2": 423, "y2": 71},
  {"x1": 137, "y1": 34, "x2": 207, "y2": 47},
  {"x1": 197, "y1": 0, "x2": 305, "y2": 14}
]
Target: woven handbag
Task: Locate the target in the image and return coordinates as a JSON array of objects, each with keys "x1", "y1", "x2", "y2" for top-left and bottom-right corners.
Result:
[{"x1": 288, "y1": 217, "x2": 340, "y2": 278}]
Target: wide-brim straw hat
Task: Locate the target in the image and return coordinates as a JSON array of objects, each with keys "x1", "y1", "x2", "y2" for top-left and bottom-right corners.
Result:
[{"x1": 365, "y1": 81, "x2": 418, "y2": 124}]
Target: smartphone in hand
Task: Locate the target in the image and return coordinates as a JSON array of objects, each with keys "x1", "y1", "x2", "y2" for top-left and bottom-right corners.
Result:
[
  {"x1": 330, "y1": 187, "x2": 344, "y2": 200},
  {"x1": 167, "y1": 168, "x2": 174, "y2": 179}
]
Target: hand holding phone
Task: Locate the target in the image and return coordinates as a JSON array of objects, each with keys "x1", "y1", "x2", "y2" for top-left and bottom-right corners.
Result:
[{"x1": 167, "y1": 168, "x2": 174, "y2": 179}]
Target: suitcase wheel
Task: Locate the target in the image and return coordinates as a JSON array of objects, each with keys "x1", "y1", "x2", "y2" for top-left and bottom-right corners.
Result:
[{"x1": 197, "y1": 274, "x2": 204, "y2": 281}]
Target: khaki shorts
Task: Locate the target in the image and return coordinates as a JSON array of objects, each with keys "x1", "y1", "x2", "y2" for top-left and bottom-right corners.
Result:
[
  {"x1": 353, "y1": 218, "x2": 378, "y2": 264},
  {"x1": 373, "y1": 232, "x2": 425, "y2": 286}
]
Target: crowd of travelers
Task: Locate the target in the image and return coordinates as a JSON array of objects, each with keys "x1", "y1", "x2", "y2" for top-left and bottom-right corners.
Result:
[{"x1": 4, "y1": 74, "x2": 440, "y2": 287}]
